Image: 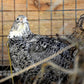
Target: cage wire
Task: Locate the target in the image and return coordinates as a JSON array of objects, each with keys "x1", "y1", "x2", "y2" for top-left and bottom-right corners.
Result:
[{"x1": 0, "y1": 0, "x2": 84, "y2": 83}]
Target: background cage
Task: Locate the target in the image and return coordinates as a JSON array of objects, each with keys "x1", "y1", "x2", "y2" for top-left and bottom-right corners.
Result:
[{"x1": 0, "y1": 0, "x2": 84, "y2": 83}]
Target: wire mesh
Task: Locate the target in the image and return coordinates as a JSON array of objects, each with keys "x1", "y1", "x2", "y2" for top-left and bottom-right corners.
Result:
[{"x1": 0, "y1": 0, "x2": 84, "y2": 83}]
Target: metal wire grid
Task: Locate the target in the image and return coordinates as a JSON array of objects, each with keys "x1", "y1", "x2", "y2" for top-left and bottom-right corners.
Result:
[
  {"x1": 1, "y1": 0, "x2": 3, "y2": 77},
  {"x1": 0, "y1": 0, "x2": 80, "y2": 77}
]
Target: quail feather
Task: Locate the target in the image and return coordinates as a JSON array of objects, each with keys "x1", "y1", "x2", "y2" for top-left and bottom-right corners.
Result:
[{"x1": 8, "y1": 15, "x2": 76, "y2": 84}]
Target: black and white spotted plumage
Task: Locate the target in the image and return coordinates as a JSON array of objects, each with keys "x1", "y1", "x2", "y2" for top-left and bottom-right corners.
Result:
[{"x1": 8, "y1": 15, "x2": 76, "y2": 84}]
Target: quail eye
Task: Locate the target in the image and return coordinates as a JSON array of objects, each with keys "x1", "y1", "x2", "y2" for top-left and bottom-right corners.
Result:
[{"x1": 17, "y1": 18, "x2": 19, "y2": 20}]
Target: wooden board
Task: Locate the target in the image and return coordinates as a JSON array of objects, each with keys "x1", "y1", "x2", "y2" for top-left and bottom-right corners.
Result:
[{"x1": 0, "y1": 0, "x2": 84, "y2": 65}]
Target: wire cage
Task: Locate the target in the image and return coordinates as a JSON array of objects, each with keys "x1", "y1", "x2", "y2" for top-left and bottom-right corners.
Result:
[{"x1": 0, "y1": 0, "x2": 84, "y2": 84}]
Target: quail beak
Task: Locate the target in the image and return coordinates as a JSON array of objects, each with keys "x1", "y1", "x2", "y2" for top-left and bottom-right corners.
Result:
[{"x1": 20, "y1": 18, "x2": 23, "y2": 23}]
